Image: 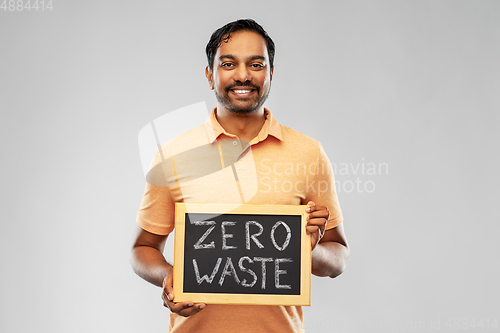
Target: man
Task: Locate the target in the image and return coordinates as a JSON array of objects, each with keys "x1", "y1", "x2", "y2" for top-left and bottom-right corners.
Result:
[{"x1": 131, "y1": 19, "x2": 349, "y2": 332}]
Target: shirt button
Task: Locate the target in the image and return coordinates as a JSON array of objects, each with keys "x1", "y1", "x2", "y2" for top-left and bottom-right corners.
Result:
[{"x1": 233, "y1": 141, "x2": 238, "y2": 146}]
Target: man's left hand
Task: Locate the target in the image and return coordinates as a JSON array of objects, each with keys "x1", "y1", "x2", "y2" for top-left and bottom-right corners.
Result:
[{"x1": 306, "y1": 201, "x2": 329, "y2": 251}]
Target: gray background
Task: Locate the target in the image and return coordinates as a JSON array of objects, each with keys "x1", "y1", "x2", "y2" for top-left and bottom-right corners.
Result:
[{"x1": 1, "y1": 0, "x2": 499, "y2": 332}]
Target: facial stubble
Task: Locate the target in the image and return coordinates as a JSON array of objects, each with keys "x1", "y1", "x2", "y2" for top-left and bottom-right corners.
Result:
[{"x1": 214, "y1": 83, "x2": 271, "y2": 115}]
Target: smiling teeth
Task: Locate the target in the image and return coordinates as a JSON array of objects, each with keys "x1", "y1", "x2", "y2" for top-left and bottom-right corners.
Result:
[{"x1": 233, "y1": 90, "x2": 252, "y2": 93}]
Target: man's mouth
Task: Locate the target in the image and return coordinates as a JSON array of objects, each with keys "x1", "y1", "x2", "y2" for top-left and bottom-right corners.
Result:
[
  {"x1": 228, "y1": 87, "x2": 258, "y2": 97},
  {"x1": 232, "y1": 89, "x2": 253, "y2": 94}
]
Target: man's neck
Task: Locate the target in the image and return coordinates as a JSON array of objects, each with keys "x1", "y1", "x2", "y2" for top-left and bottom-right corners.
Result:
[{"x1": 215, "y1": 106, "x2": 266, "y2": 144}]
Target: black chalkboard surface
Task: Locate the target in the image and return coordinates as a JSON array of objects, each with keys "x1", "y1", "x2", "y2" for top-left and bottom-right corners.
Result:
[{"x1": 173, "y1": 203, "x2": 311, "y2": 305}]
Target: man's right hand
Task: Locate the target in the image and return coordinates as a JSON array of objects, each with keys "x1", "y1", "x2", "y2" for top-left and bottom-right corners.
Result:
[
  {"x1": 130, "y1": 227, "x2": 206, "y2": 317},
  {"x1": 162, "y1": 273, "x2": 206, "y2": 317}
]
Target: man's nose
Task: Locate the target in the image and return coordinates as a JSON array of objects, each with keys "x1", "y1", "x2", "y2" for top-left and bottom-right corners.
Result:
[{"x1": 233, "y1": 65, "x2": 252, "y2": 82}]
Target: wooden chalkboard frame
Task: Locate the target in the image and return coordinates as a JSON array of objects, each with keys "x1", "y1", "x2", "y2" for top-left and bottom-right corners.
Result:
[{"x1": 173, "y1": 203, "x2": 311, "y2": 306}]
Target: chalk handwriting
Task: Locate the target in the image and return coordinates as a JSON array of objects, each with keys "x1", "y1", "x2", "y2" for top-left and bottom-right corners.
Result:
[
  {"x1": 193, "y1": 257, "x2": 222, "y2": 284},
  {"x1": 192, "y1": 220, "x2": 216, "y2": 250}
]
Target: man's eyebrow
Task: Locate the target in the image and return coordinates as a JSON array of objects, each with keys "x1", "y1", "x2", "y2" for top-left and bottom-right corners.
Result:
[
  {"x1": 219, "y1": 54, "x2": 235, "y2": 61},
  {"x1": 249, "y1": 55, "x2": 266, "y2": 62},
  {"x1": 218, "y1": 54, "x2": 267, "y2": 62}
]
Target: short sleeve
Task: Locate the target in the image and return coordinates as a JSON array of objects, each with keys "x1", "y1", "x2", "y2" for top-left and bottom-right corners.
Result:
[
  {"x1": 306, "y1": 143, "x2": 343, "y2": 230},
  {"x1": 136, "y1": 150, "x2": 176, "y2": 235}
]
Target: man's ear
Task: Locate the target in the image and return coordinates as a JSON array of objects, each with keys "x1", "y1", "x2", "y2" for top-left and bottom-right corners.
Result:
[
  {"x1": 270, "y1": 66, "x2": 274, "y2": 81},
  {"x1": 205, "y1": 66, "x2": 214, "y2": 90}
]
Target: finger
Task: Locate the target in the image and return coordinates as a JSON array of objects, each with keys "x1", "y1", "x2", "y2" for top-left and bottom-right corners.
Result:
[
  {"x1": 182, "y1": 303, "x2": 206, "y2": 314},
  {"x1": 162, "y1": 273, "x2": 175, "y2": 302},
  {"x1": 307, "y1": 209, "x2": 329, "y2": 220},
  {"x1": 307, "y1": 216, "x2": 328, "y2": 227},
  {"x1": 306, "y1": 202, "x2": 328, "y2": 211},
  {"x1": 169, "y1": 300, "x2": 195, "y2": 314},
  {"x1": 162, "y1": 295, "x2": 170, "y2": 309},
  {"x1": 306, "y1": 218, "x2": 327, "y2": 238},
  {"x1": 162, "y1": 289, "x2": 173, "y2": 304},
  {"x1": 162, "y1": 290, "x2": 174, "y2": 310},
  {"x1": 306, "y1": 225, "x2": 320, "y2": 235},
  {"x1": 162, "y1": 273, "x2": 177, "y2": 311},
  {"x1": 305, "y1": 201, "x2": 315, "y2": 213},
  {"x1": 162, "y1": 293, "x2": 201, "y2": 316},
  {"x1": 194, "y1": 303, "x2": 206, "y2": 311},
  {"x1": 176, "y1": 302, "x2": 206, "y2": 317}
]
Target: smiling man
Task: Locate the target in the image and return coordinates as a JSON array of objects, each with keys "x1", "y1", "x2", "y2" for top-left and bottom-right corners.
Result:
[
  {"x1": 131, "y1": 19, "x2": 349, "y2": 332},
  {"x1": 208, "y1": 30, "x2": 271, "y2": 116},
  {"x1": 205, "y1": 24, "x2": 274, "y2": 144}
]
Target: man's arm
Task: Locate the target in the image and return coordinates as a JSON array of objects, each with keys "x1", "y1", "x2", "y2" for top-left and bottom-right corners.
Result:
[
  {"x1": 306, "y1": 202, "x2": 349, "y2": 278},
  {"x1": 312, "y1": 224, "x2": 349, "y2": 278},
  {"x1": 130, "y1": 226, "x2": 205, "y2": 316},
  {"x1": 130, "y1": 226, "x2": 171, "y2": 287}
]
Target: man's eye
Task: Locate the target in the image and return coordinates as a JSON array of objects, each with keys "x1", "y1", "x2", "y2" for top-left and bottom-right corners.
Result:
[
  {"x1": 251, "y1": 64, "x2": 264, "y2": 69},
  {"x1": 221, "y1": 63, "x2": 234, "y2": 68}
]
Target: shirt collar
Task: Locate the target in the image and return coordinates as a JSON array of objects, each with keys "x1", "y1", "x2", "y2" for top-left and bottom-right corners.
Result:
[{"x1": 204, "y1": 107, "x2": 284, "y2": 144}]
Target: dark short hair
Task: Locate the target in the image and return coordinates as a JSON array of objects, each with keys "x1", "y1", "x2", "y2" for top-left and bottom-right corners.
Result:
[{"x1": 205, "y1": 19, "x2": 275, "y2": 71}]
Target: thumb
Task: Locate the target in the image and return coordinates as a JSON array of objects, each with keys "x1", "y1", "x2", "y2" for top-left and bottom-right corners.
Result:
[{"x1": 163, "y1": 273, "x2": 174, "y2": 301}]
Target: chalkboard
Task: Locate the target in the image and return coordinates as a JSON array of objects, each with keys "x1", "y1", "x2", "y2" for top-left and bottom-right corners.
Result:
[{"x1": 173, "y1": 203, "x2": 311, "y2": 305}]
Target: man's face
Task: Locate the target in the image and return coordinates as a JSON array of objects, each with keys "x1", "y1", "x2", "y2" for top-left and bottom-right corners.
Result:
[{"x1": 206, "y1": 30, "x2": 274, "y2": 114}]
